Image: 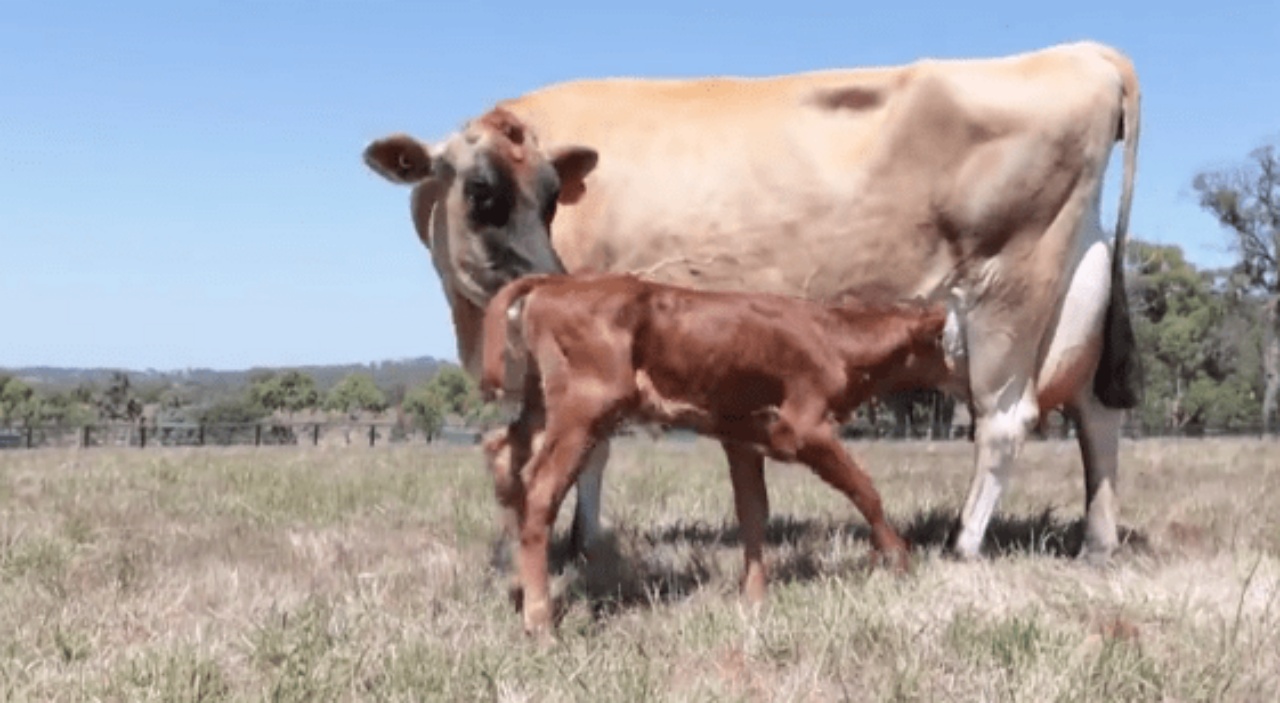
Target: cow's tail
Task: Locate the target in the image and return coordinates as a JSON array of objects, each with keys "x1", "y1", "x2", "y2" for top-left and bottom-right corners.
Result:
[
  {"x1": 1092, "y1": 45, "x2": 1143, "y2": 409},
  {"x1": 480, "y1": 275, "x2": 554, "y2": 401}
]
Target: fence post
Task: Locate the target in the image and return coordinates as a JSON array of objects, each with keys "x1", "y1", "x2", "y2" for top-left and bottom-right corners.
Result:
[
  {"x1": 255, "y1": 424, "x2": 262, "y2": 447},
  {"x1": 314, "y1": 424, "x2": 320, "y2": 446},
  {"x1": 140, "y1": 426, "x2": 147, "y2": 449},
  {"x1": 82, "y1": 425, "x2": 91, "y2": 448},
  {"x1": 198, "y1": 424, "x2": 205, "y2": 446},
  {"x1": 368, "y1": 424, "x2": 376, "y2": 448},
  {"x1": 25, "y1": 426, "x2": 33, "y2": 449}
]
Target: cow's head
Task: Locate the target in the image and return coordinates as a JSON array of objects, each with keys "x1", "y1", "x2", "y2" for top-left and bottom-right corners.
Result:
[{"x1": 363, "y1": 108, "x2": 598, "y2": 310}]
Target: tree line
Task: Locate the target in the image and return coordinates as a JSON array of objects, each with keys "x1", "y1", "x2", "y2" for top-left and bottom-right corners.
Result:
[
  {"x1": 0, "y1": 364, "x2": 501, "y2": 444},
  {"x1": 3, "y1": 141, "x2": 1277, "y2": 440}
]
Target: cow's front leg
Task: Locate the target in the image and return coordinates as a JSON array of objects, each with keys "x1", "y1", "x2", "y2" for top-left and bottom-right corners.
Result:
[{"x1": 568, "y1": 440, "x2": 610, "y2": 561}]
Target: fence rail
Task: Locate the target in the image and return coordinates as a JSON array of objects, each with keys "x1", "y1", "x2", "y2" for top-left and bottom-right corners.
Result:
[
  {"x1": 0, "y1": 419, "x2": 1275, "y2": 451},
  {"x1": 0, "y1": 422, "x2": 484, "y2": 450}
]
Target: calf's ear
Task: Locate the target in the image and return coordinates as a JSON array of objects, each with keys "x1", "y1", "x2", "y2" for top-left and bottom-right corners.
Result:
[
  {"x1": 363, "y1": 133, "x2": 435, "y2": 184},
  {"x1": 548, "y1": 145, "x2": 599, "y2": 204}
]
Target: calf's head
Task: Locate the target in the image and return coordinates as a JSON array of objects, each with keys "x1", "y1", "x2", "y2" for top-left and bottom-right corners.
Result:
[
  {"x1": 894, "y1": 303, "x2": 955, "y2": 388},
  {"x1": 363, "y1": 108, "x2": 598, "y2": 310}
]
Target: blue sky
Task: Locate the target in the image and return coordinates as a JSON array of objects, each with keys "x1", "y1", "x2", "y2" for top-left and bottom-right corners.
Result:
[{"x1": 2, "y1": 0, "x2": 1277, "y2": 371}]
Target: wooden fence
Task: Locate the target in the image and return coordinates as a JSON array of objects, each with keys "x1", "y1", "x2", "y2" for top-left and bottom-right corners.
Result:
[
  {"x1": 1, "y1": 419, "x2": 1274, "y2": 451},
  {"x1": 0, "y1": 422, "x2": 483, "y2": 450}
]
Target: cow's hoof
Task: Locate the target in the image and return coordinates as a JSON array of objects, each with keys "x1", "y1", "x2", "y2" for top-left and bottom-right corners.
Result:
[
  {"x1": 1077, "y1": 540, "x2": 1117, "y2": 567},
  {"x1": 946, "y1": 522, "x2": 986, "y2": 561},
  {"x1": 945, "y1": 540, "x2": 985, "y2": 562}
]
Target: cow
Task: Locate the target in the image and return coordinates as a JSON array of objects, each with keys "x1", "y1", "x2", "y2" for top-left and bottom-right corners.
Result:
[
  {"x1": 478, "y1": 272, "x2": 956, "y2": 636},
  {"x1": 361, "y1": 40, "x2": 1141, "y2": 565}
]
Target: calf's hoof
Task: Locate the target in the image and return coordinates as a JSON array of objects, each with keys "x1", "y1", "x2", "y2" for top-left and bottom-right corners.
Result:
[
  {"x1": 521, "y1": 598, "x2": 557, "y2": 640},
  {"x1": 741, "y1": 575, "x2": 769, "y2": 607},
  {"x1": 871, "y1": 543, "x2": 912, "y2": 575}
]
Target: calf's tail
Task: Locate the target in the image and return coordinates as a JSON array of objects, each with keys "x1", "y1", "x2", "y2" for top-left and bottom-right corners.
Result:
[{"x1": 480, "y1": 275, "x2": 556, "y2": 400}]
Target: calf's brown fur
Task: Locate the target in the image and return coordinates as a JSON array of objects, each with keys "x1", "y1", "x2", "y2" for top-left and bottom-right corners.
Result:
[{"x1": 482, "y1": 272, "x2": 953, "y2": 637}]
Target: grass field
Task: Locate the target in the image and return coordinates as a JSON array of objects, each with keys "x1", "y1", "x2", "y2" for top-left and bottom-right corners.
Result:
[{"x1": 1, "y1": 437, "x2": 1277, "y2": 701}]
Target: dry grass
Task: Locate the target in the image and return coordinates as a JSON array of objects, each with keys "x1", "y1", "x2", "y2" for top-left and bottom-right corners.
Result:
[{"x1": 1, "y1": 437, "x2": 1277, "y2": 701}]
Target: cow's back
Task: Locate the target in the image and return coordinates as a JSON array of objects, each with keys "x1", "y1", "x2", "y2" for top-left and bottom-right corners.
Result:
[{"x1": 499, "y1": 42, "x2": 1128, "y2": 305}]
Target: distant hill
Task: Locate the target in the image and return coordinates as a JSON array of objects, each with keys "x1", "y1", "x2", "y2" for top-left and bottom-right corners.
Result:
[{"x1": 2, "y1": 357, "x2": 453, "y2": 394}]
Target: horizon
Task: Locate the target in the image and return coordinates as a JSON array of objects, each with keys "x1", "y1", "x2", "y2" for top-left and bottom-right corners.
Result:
[
  {"x1": 0, "y1": 354, "x2": 451, "y2": 377},
  {"x1": 4, "y1": 0, "x2": 1278, "y2": 369}
]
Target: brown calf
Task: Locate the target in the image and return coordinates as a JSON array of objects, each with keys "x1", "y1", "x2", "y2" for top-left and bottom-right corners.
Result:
[{"x1": 481, "y1": 272, "x2": 954, "y2": 637}]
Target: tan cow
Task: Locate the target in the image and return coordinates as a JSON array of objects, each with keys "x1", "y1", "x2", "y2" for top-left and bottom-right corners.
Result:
[
  {"x1": 362, "y1": 40, "x2": 1141, "y2": 563},
  {"x1": 479, "y1": 271, "x2": 955, "y2": 636}
]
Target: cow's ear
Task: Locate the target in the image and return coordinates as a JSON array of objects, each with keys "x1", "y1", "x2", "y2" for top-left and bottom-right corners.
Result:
[
  {"x1": 363, "y1": 133, "x2": 434, "y2": 184},
  {"x1": 548, "y1": 145, "x2": 598, "y2": 204}
]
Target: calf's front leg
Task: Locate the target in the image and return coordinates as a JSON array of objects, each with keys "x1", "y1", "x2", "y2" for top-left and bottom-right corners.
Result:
[{"x1": 795, "y1": 427, "x2": 910, "y2": 571}]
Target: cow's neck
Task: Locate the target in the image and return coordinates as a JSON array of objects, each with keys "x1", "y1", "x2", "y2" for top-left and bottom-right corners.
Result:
[{"x1": 452, "y1": 295, "x2": 486, "y2": 378}]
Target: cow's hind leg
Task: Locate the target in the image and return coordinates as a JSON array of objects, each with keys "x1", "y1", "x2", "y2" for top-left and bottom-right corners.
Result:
[
  {"x1": 1065, "y1": 391, "x2": 1123, "y2": 562},
  {"x1": 795, "y1": 426, "x2": 909, "y2": 570},
  {"x1": 723, "y1": 441, "x2": 769, "y2": 604},
  {"x1": 568, "y1": 440, "x2": 609, "y2": 560}
]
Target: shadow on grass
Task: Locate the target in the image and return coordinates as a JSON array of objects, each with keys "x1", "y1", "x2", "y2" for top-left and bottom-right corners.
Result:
[
  {"x1": 635, "y1": 505, "x2": 1150, "y2": 560},
  {"x1": 495, "y1": 505, "x2": 1154, "y2": 626}
]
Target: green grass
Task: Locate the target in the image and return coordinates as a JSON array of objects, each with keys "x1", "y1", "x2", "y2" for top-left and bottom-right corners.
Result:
[{"x1": 0, "y1": 437, "x2": 1277, "y2": 701}]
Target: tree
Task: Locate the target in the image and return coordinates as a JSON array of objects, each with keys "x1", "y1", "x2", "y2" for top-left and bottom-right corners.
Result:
[
  {"x1": 880, "y1": 389, "x2": 957, "y2": 439},
  {"x1": 1193, "y1": 142, "x2": 1280, "y2": 432},
  {"x1": 403, "y1": 383, "x2": 447, "y2": 441},
  {"x1": 424, "y1": 367, "x2": 479, "y2": 418},
  {"x1": 35, "y1": 390, "x2": 94, "y2": 427},
  {"x1": 324, "y1": 373, "x2": 387, "y2": 420},
  {"x1": 383, "y1": 381, "x2": 408, "y2": 409},
  {"x1": 97, "y1": 371, "x2": 142, "y2": 422},
  {"x1": 1126, "y1": 240, "x2": 1259, "y2": 431},
  {"x1": 198, "y1": 393, "x2": 271, "y2": 446},
  {"x1": 0, "y1": 376, "x2": 35, "y2": 426},
  {"x1": 155, "y1": 385, "x2": 199, "y2": 424},
  {"x1": 1, "y1": 378, "x2": 96, "y2": 429},
  {"x1": 248, "y1": 370, "x2": 319, "y2": 418}
]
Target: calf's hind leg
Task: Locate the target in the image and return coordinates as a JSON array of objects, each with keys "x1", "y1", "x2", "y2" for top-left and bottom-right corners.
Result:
[{"x1": 723, "y1": 441, "x2": 770, "y2": 604}]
